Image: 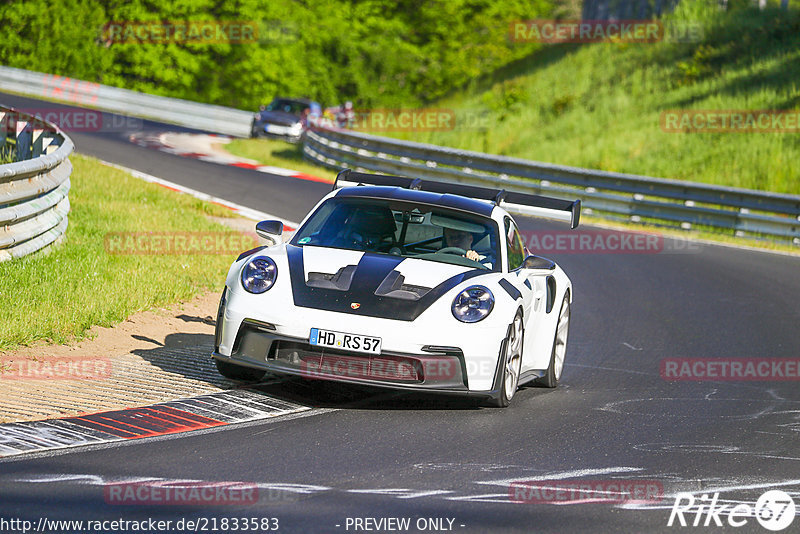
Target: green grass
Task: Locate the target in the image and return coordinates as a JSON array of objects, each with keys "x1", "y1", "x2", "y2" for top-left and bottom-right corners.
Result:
[
  {"x1": 377, "y1": 2, "x2": 800, "y2": 195},
  {"x1": 0, "y1": 154, "x2": 246, "y2": 351},
  {"x1": 0, "y1": 144, "x2": 16, "y2": 164},
  {"x1": 223, "y1": 138, "x2": 337, "y2": 183}
]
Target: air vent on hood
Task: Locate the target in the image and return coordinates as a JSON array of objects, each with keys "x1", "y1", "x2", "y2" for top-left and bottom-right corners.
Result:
[
  {"x1": 307, "y1": 265, "x2": 357, "y2": 291},
  {"x1": 374, "y1": 270, "x2": 431, "y2": 301}
]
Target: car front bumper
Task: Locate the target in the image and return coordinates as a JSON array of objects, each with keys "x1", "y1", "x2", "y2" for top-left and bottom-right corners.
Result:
[
  {"x1": 215, "y1": 319, "x2": 496, "y2": 393},
  {"x1": 216, "y1": 256, "x2": 518, "y2": 392},
  {"x1": 252, "y1": 122, "x2": 303, "y2": 142}
]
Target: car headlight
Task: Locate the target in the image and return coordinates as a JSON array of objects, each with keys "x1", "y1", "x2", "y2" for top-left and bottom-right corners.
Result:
[
  {"x1": 289, "y1": 122, "x2": 303, "y2": 134},
  {"x1": 241, "y1": 256, "x2": 278, "y2": 294},
  {"x1": 452, "y1": 285, "x2": 494, "y2": 323}
]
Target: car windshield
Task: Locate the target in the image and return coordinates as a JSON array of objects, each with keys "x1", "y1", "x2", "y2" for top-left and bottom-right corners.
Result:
[
  {"x1": 265, "y1": 99, "x2": 308, "y2": 115},
  {"x1": 290, "y1": 196, "x2": 500, "y2": 271}
]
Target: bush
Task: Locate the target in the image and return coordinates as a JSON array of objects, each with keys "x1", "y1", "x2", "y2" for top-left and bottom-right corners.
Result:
[{"x1": 0, "y1": 0, "x2": 554, "y2": 110}]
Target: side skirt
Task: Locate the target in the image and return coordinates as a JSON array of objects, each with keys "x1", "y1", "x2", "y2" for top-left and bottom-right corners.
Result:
[{"x1": 518, "y1": 369, "x2": 546, "y2": 386}]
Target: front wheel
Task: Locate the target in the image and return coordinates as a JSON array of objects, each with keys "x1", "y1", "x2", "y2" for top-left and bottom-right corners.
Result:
[
  {"x1": 486, "y1": 312, "x2": 524, "y2": 408},
  {"x1": 215, "y1": 359, "x2": 266, "y2": 381},
  {"x1": 536, "y1": 293, "x2": 570, "y2": 388}
]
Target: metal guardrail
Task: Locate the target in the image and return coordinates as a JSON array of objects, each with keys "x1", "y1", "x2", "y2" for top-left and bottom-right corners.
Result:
[
  {"x1": 303, "y1": 126, "x2": 800, "y2": 244},
  {"x1": 0, "y1": 105, "x2": 73, "y2": 262},
  {"x1": 0, "y1": 65, "x2": 253, "y2": 137}
]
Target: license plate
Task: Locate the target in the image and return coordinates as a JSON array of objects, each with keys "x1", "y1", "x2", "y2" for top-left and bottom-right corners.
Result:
[{"x1": 309, "y1": 328, "x2": 382, "y2": 355}]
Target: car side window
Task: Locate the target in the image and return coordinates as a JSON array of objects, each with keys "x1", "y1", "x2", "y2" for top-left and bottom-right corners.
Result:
[{"x1": 504, "y1": 217, "x2": 525, "y2": 271}]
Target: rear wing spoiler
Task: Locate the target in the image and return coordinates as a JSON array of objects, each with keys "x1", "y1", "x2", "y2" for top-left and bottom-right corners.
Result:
[{"x1": 333, "y1": 169, "x2": 581, "y2": 229}]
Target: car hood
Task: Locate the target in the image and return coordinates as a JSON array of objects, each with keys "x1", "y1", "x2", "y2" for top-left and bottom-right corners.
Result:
[
  {"x1": 255, "y1": 110, "x2": 301, "y2": 126},
  {"x1": 285, "y1": 245, "x2": 485, "y2": 321}
]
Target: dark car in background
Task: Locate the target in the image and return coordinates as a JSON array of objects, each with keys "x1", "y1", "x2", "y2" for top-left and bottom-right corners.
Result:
[{"x1": 251, "y1": 97, "x2": 321, "y2": 142}]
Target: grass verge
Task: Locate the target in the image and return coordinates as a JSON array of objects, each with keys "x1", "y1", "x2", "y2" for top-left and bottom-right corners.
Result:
[
  {"x1": 376, "y1": 3, "x2": 800, "y2": 195},
  {"x1": 223, "y1": 138, "x2": 337, "y2": 183},
  {"x1": 0, "y1": 153, "x2": 246, "y2": 351},
  {"x1": 0, "y1": 144, "x2": 16, "y2": 164}
]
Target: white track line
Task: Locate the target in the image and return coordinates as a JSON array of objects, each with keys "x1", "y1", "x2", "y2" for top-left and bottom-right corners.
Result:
[{"x1": 96, "y1": 159, "x2": 300, "y2": 228}]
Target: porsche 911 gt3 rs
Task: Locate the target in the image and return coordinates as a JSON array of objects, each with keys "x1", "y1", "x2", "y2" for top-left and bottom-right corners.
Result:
[{"x1": 213, "y1": 170, "x2": 580, "y2": 406}]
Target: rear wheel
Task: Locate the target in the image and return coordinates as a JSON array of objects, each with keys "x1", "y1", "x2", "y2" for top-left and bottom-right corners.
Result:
[
  {"x1": 215, "y1": 359, "x2": 266, "y2": 381},
  {"x1": 486, "y1": 312, "x2": 524, "y2": 408},
  {"x1": 537, "y1": 293, "x2": 570, "y2": 388}
]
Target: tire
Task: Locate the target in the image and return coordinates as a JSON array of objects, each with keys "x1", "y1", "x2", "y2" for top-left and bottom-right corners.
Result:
[
  {"x1": 485, "y1": 312, "x2": 524, "y2": 408},
  {"x1": 215, "y1": 359, "x2": 266, "y2": 381},
  {"x1": 536, "y1": 292, "x2": 570, "y2": 388}
]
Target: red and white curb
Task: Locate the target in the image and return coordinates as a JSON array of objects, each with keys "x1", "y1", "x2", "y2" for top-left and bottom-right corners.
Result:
[
  {"x1": 129, "y1": 131, "x2": 331, "y2": 184},
  {"x1": 97, "y1": 159, "x2": 300, "y2": 231},
  {"x1": 0, "y1": 163, "x2": 311, "y2": 458},
  {"x1": 0, "y1": 389, "x2": 312, "y2": 458}
]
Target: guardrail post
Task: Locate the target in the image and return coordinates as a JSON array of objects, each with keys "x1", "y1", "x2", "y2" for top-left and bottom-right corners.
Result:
[
  {"x1": 3, "y1": 110, "x2": 17, "y2": 158},
  {"x1": 15, "y1": 118, "x2": 33, "y2": 162},
  {"x1": 31, "y1": 121, "x2": 46, "y2": 158},
  {"x1": 0, "y1": 110, "x2": 7, "y2": 150}
]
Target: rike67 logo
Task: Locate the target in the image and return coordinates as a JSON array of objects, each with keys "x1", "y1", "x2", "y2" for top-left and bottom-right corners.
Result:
[{"x1": 668, "y1": 490, "x2": 796, "y2": 531}]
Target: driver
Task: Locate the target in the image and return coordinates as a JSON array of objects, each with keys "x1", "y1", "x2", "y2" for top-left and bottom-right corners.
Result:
[
  {"x1": 342, "y1": 207, "x2": 397, "y2": 251},
  {"x1": 443, "y1": 228, "x2": 480, "y2": 261}
]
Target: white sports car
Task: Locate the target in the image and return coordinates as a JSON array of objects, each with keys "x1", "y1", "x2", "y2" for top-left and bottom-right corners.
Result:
[{"x1": 213, "y1": 170, "x2": 580, "y2": 407}]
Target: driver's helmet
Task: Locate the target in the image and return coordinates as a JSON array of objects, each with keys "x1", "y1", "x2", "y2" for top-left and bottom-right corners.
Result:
[{"x1": 343, "y1": 206, "x2": 397, "y2": 250}]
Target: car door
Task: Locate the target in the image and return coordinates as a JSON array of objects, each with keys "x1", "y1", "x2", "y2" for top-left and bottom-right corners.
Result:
[
  {"x1": 504, "y1": 217, "x2": 557, "y2": 373},
  {"x1": 503, "y1": 216, "x2": 538, "y2": 324}
]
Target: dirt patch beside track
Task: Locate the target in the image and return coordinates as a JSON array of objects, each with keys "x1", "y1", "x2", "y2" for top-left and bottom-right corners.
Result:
[
  {"x1": 0, "y1": 212, "x2": 282, "y2": 424},
  {"x1": 0, "y1": 290, "x2": 236, "y2": 423}
]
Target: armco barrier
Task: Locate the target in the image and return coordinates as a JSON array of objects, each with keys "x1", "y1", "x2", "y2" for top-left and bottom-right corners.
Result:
[
  {"x1": 0, "y1": 105, "x2": 73, "y2": 262},
  {"x1": 303, "y1": 126, "x2": 800, "y2": 245},
  {"x1": 0, "y1": 65, "x2": 253, "y2": 137},
  {"x1": 2, "y1": 66, "x2": 796, "y2": 244}
]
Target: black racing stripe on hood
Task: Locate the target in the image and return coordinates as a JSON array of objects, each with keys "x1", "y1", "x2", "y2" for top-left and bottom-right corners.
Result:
[{"x1": 286, "y1": 245, "x2": 485, "y2": 321}]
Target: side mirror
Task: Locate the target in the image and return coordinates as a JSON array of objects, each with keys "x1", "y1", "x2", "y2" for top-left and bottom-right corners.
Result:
[
  {"x1": 255, "y1": 220, "x2": 283, "y2": 246},
  {"x1": 521, "y1": 254, "x2": 555, "y2": 270}
]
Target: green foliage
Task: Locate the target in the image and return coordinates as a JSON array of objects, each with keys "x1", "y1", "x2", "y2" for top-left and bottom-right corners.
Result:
[
  {"x1": 385, "y1": 1, "x2": 800, "y2": 194},
  {"x1": 0, "y1": 0, "x2": 554, "y2": 109},
  {"x1": 482, "y1": 79, "x2": 529, "y2": 121},
  {"x1": 675, "y1": 44, "x2": 713, "y2": 85},
  {"x1": 0, "y1": 0, "x2": 111, "y2": 81},
  {"x1": 223, "y1": 138, "x2": 338, "y2": 183},
  {"x1": 0, "y1": 154, "x2": 236, "y2": 350},
  {"x1": 0, "y1": 145, "x2": 16, "y2": 164}
]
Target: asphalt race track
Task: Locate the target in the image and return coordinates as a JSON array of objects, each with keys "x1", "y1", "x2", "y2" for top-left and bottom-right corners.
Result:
[
  {"x1": 0, "y1": 93, "x2": 323, "y2": 222},
  {"x1": 2, "y1": 91, "x2": 800, "y2": 533}
]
